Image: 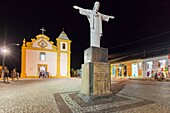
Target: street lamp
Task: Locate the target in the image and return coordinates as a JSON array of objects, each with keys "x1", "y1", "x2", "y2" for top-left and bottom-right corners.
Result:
[
  {"x1": 1, "y1": 41, "x2": 19, "y2": 80},
  {"x1": 2, "y1": 49, "x2": 8, "y2": 53}
]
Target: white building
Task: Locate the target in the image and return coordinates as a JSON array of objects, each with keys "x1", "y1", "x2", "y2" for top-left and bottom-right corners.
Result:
[{"x1": 21, "y1": 29, "x2": 71, "y2": 78}]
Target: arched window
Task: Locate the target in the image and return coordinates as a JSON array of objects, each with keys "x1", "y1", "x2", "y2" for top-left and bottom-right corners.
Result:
[{"x1": 62, "y1": 43, "x2": 66, "y2": 49}]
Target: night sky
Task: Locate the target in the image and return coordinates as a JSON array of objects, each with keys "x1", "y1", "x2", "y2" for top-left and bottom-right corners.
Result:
[{"x1": 1, "y1": 0, "x2": 170, "y2": 71}]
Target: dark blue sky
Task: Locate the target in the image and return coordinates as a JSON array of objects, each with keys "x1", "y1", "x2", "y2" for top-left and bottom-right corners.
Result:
[{"x1": 1, "y1": 0, "x2": 170, "y2": 70}]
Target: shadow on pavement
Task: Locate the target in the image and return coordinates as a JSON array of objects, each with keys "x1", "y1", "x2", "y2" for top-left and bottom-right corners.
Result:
[{"x1": 111, "y1": 79, "x2": 129, "y2": 95}]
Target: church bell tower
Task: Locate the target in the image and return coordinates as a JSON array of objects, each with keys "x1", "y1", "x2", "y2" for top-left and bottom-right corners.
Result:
[{"x1": 56, "y1": 30, "x2": 71, "y2": 78}]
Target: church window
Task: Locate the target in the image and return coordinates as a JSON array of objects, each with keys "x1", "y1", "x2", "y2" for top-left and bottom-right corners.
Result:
[
  {"x1": 40, "y1": 52, "x2": 46, "y2": 61},
  {"x1": 62, "y1": 43, "x2": 66, "y2": 49}
]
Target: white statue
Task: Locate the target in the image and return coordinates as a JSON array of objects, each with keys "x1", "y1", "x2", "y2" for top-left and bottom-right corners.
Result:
[{"x1": 73, "y1": 1, "x2": 114, "y2": 47}]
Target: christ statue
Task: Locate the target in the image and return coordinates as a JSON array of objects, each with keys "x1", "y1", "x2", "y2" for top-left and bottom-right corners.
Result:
[{"x1": 73, "y1": 1, "x2": 114, "y2": 47}]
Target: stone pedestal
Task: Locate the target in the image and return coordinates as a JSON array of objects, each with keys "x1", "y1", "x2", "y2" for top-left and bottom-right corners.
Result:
[
  {"x1": 79, "y1": 47, "x2": 111, "y2": 102},
  {"x1": 84, "y1": 47, "x2": 108, "y2": 63}
]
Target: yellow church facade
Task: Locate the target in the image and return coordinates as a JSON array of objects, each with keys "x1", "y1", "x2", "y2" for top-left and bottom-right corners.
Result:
[{"x1": 21, "y1": 30, "x2": 71, "y2": 78}]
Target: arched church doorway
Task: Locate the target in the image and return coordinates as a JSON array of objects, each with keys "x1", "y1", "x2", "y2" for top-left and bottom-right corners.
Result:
[{"x1": 38, "y1": 64, "x2": 47, "y2": 74}]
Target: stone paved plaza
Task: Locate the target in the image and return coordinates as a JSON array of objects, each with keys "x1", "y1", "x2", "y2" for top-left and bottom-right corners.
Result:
[{"x1": 0, "y1": 78, "x2": 170, "y2": 113}]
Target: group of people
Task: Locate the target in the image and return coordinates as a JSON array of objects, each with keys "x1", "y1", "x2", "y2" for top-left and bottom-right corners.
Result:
[
  {"x1": 38, "y1": 71, "x2": 49, "y2": 78},
  {"x1": 1, "y1": 67, "x2": 19, "y2": 82}
]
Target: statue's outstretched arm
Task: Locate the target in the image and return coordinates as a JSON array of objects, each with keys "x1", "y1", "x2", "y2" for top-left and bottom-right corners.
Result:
[
  {"x1": 73, "y1": 6, "x2": 90, "y2": 17},
  {"x1": 73, "y1": 6, "x2": 82, "y2": 10},
  {"x1": 73, "y1": 6, "x2": 79, "y2": 9},
  {"x1": 109, "y1": 15, "x2": 114, "y2": 19},
  {"x1": 101, "y1": 14, "x2": 114, "y2": 22}
]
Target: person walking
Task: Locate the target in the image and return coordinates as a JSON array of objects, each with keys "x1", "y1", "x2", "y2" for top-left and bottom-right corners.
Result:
[
  {"x1": 4, "y1": 67, "x2": 9, "y2": 82},
  {"x1": 16, "y1": 72, "x2": 19, "y2": 81},
  {"x1": 11, "y1": 68, "x2": 17, "y2": 81}
]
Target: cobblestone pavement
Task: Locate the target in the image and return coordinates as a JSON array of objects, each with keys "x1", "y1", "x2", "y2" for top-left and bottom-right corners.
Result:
[{"x1": 0, "y1": 78, "x2": 170, "y2": 113}]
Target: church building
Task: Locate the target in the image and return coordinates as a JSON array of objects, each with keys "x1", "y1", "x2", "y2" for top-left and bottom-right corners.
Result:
[{"x1": 21, "y1": 28, "x2": 71, "y2": 78}]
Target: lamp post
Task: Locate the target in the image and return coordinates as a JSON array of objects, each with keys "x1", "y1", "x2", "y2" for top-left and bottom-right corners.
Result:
[
  {"x1": 2, "y1": 41, "x2": 6, "y2": 73},
  {"x1": 1, "y1": 41, "x2": 19, "y2": 80}
]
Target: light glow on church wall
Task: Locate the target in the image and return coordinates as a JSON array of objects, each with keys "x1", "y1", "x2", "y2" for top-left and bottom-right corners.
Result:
[
  {"x1": 46, "y1": 52, "x2": 57, "y2": 76},
  {"x1": 26, "y1": 50, "x2": 57, "y2": 76},
  {"x1": 26, "y1": 50, "x2": 38, "y2": 76},
  {"x1": 60, "y1": 53, "x2": 68, "y2": 76}
]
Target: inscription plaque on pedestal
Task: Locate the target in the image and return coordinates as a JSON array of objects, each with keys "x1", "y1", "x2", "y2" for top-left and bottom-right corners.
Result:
[
  {"x1": 93, "y1": 63, "x2": 111, "y2": 96},
  {"x1": 81, "y1": 62, "x2": 111, "y2": 97}
]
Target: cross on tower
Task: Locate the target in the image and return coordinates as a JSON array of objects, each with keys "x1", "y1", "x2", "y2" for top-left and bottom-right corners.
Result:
[{"x1": 40, "y1": 27, "x2": 46, "y2": 34}]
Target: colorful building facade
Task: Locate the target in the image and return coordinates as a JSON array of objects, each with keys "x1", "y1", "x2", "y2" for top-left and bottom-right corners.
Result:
[
  {"x1": 110, "y1": 55, "x2": 170, "y2": 78},
  {"x1": 110, "y1": 59, "x2": 143, "y2": 78},
  {"x1": 143, "y1": 55, "x2": 169, "y2": 78}
]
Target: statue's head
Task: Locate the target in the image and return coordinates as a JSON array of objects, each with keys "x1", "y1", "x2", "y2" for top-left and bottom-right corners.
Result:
[{"x1": 93, "y1": 1, "x2": 100, "y2": 12}]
